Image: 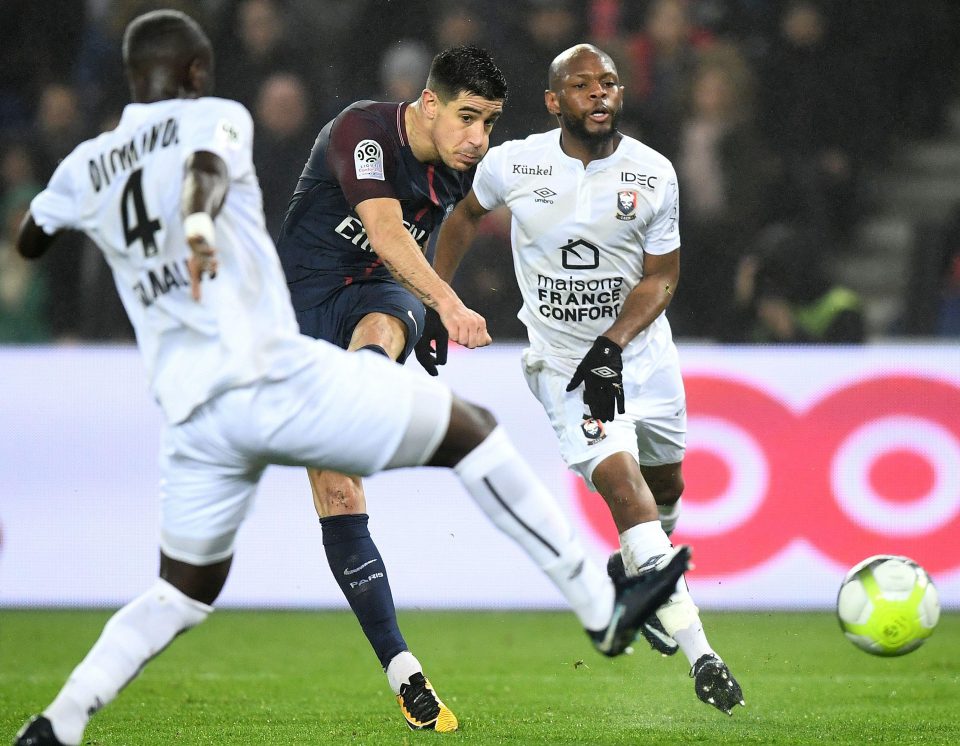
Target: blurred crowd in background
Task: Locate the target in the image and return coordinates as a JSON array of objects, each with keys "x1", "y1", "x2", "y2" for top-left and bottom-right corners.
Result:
[{"x1": 2, "y1": 0, "x2": 959, "y2": 345}]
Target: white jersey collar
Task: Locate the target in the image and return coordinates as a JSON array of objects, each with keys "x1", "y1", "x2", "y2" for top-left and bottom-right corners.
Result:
[{"x1": 550, "y1": 129, "x2": 626, "y2": 171}]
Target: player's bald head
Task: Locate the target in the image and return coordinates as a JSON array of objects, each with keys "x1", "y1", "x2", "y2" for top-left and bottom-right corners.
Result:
[
  {"x1": 548, "y1": 44, "x2": 617, "y2": 91},
  {"x1": 123, "y1": 10, "x2": 212, "y2": 80}
]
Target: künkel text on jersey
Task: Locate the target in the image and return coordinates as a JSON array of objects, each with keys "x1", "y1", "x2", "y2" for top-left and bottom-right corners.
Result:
[{"x1": 536, "y1": 274, "x2": 624, "y2": 321}]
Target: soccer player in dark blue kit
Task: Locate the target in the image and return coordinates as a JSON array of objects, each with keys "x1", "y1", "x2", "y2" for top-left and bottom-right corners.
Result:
[
  {"x1": 275, "y1": 46, "x2": 690, "y2": 733},
  {"x1": 276, "y1": 47, "x2": 499, "y2": 731}
]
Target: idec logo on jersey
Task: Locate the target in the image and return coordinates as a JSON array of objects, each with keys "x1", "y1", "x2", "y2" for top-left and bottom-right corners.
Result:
[
  {"x1": 620, "y1": 172, "x2": 658, "y2": 190},
  {"x1": 572, "y1": 374, "x2": 960, "y2": 575}
]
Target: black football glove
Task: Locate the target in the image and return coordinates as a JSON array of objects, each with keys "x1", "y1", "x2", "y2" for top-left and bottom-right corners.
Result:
[
  {"x1": 565, "y1": 335, "x2": 625, "y2": 422},
  {"x1": 413, "y1": 306, "x2": 449, "y2": 376}
]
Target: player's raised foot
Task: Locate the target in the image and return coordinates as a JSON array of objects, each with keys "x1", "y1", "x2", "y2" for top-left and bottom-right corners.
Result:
[
  {"x1": 14, "y1": 716, "x2": 66, "y2": 746},
  {"x1": 589, "y1": 545, "x2": 691, "y2": 657},
  {"x1": 396, "y1": 672, "x2": 458, "y2": 733},
  {"x1": 606, "y1": 550, "x2": 679, "y2": 656},
  {"x1": 691, "y1": 654, "x2": 745, "y2": 715}
]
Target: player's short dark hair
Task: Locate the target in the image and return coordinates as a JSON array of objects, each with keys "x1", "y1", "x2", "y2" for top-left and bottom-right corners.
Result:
[
  {"x1": 122, "y1": 9, "x2": 211, "y2": 72},
  {"x1": 426, "y1": 46, "x2": 507, "y2": 103}
]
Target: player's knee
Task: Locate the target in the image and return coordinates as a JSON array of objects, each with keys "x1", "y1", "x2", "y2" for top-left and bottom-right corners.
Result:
[
  {"x1": 655, "y1": 472, "x2": 684, "y2": 506},
  {"x1": 428, "y1": 397, "x2": 497, "y2": 467},
  {"x1": 593, "y1": 456, "x2": 649, "y2": 505},
  {"x1": 159, "y1": 553, "x2": 231, "y2": 606},
  {"x1": 644, "y1": 463, "x2": 685, "y2": 506},
  {"x1": 599, "y1": 478, "x2": 645, "y2": 513},
  {"x1": 313, "y1": 485, "x2": 365, "y2": 517},
  {"x1": 314, "y1": 493, "x2": 365, "y2": 517}
]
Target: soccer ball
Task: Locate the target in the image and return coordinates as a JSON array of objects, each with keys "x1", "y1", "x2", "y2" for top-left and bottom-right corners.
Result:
[{"x1": 836, "y1": 555, "x2": 940, "y2": 656}]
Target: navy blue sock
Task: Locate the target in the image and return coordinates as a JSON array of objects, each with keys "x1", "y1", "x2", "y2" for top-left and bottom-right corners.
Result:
[
  {"x1": 358, "y1": 344, "x2": 389, "y2": 357},
  {"x1": 320, "y1": 514, "x2": 407, "y2": 669}
]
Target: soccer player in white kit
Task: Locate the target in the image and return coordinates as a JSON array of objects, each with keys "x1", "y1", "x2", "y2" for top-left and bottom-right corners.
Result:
[
  {"x1": 434, "y1": 44, "x2": 745, "y2": 715},
  {"x1": 13, "y1": 16, "x2": 691, "y2": 745}
]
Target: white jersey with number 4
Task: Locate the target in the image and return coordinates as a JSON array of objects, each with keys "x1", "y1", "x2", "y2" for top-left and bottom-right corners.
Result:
[
  {"x1": 30, "y1": 97, "x2": 309, "y2": 423},
  {"x1": 472, "y1": 129, "x2": 681, "y2": 381}
]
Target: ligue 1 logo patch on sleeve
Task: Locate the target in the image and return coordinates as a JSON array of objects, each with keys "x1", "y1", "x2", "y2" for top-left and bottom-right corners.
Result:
[
  {"x1": 215, "y1": 118, "x2": 242, "y2": 150},
  {"x1": 616, "y1": 190, "x2": 638, "y2": 220},
  {"x1": 581, "y1": 416, "x2": 606, "y2": 445},
  {"x1": 354, "y1": 139, "x2": 385, "y2": 181}
]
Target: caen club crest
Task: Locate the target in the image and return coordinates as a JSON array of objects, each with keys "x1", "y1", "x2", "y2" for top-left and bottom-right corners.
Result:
[
  {"x1": 581, "y1": 416, "x2": 606, "y2": 445},
  {"x1": 616, "y1": 190, "x2": 638, "y2": 221}
]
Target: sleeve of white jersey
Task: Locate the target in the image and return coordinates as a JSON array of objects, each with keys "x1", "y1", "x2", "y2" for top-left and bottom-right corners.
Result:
[
  {"x1": 644, "y1": 168, "x2": 680, "y2": 256},
  {"x1": 30, "y1": 155, "x2": 80, "y2": 235},
  {"x1": 179, "y1": 99, "x2": 255, "y2": 182},
  {"x1": 471, "y1": 144, "x2": 506, "y2": 211}
]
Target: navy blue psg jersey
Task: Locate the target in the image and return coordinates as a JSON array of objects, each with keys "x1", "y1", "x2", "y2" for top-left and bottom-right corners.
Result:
[{"x1": 276, "y1": 100, "x2": 474, "y2": 310}]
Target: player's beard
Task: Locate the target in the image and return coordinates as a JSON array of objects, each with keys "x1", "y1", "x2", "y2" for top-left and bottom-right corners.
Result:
[{"x1": 560, "y1": 107, "x2": 621, "y2": 146}]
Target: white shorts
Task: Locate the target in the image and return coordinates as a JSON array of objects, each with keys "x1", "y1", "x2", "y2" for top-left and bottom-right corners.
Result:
[
  {"x1": 159, "y1": 340, "x2": 451, "y2": 565},
  {"x1": 523, "y1": 342, "x2": 686, "y2": 491}
]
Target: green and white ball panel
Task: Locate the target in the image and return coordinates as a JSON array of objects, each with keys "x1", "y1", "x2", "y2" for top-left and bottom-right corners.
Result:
[{"x1": 836, "y1": 555, "x2": 940, "y2": 657}]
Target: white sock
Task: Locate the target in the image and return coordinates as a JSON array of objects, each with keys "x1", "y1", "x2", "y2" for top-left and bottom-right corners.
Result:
[
  {"x1": 657, "y1": 581, "x2": 715, "y2": 667},
  {"x1": 619, "y1": 520, "x2": 673, "y2": 575},
  {"x1": 619, "y1": 520, "x2": 714, "y2": 665},
  {"x1": 455, "y1": 427, "x2": 614, "y2": 631},
  {"x1": 657, "y1": 499, "x2": 681, "y2": 536},
  {"x1": 542, "y1": 553, "x2": 614, "y2": 632},
  {"x1": 43, "y1": 579, "x2": 212, "y2": 745},
  {"x1": 385, "y1": 650, "x2": 421, "y2": 695}
]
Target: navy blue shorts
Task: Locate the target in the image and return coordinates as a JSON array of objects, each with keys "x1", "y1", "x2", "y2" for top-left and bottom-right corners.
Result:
[{"x1": 294, "y1": 279, "x2": 425, "y2": 363}]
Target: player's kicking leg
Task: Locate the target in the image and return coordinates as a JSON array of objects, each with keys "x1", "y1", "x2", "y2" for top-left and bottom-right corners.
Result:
[
  {"x1": 305, "y1": 309, "x2": 457, "y2": 733},
  {"x1": 15, "y1": 555, "x2": 226, "y2": 745},
  {"x1": 307, "y1": 468, "x2": 457, "y2": 733},
  {"x1": 307, "y1": 347, "x2": 689, "y2": 664},
  {"x1": 427, "y1": 401, "x2": 690, "y2": 658}
]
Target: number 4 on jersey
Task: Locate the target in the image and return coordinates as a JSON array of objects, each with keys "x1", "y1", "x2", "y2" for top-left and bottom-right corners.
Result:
[{"x1": 121, "y1": 168, "x2": 161, "y2": 257}]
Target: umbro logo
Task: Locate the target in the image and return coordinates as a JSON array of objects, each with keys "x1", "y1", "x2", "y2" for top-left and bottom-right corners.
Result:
[
  {"x1": 589, "y1": 365, "x2": 619, "y2": 379},
  {"x1": 534, "y1": 187, "x2": 556, "y2": 204},
  {"x1": 636, "y1": 554, "x2": 665, "y2": 573}
]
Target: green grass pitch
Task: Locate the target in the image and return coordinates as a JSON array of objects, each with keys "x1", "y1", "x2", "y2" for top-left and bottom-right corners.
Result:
[{"x1": 2, "y1": 609, "x2": 958, "y2": 744}]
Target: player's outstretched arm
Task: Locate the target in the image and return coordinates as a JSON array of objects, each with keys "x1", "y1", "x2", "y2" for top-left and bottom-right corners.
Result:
[
  {"x1": 356, "y1": 196, "x2": 491, "y2": 349},
  {"x1": 410, "y1": 190, "x2": 492, "y2": 374},
  {"x1": 433, "y1": 190, "x2": 489, "y2": 284},
  {"x1": 182, "y1": 151, "x2": 229, "y2": 301}
]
